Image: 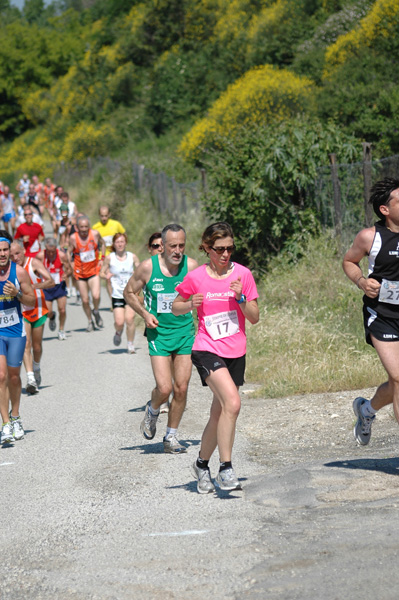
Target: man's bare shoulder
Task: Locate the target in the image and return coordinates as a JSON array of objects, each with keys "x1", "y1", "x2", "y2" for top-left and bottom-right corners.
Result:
[
  {"x1": 136, "y1": 257, "x2": 153, "y2": 282},
  {"x1": 355, "y1": 226, "x2": 376, "y2": 249},
  {"x1": 187, "y1": 256, "x2": 199, "y2": 272}
]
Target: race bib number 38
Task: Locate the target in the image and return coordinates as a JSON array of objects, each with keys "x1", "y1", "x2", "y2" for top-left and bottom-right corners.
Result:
[
  {"x1": 0, "y1": 307, "x2": 19, "y2": 328},
  {"x1": 157, "y1": 292, "x2": 177, "y2": 313},
  {"x1": 205, "y1": 310, "x2": 240, "y2": 341},
  {"x1": 379, "y1": 279, "x2": 399, "y2": 304}
]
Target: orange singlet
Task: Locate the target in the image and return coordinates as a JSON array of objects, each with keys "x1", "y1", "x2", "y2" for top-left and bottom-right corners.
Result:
[
  {"x1": 73, "y1": 230, "x2": 100, "y2": 279},
  {"x1": 22, "y1": 257, "x2": 49, "y2": 322}
]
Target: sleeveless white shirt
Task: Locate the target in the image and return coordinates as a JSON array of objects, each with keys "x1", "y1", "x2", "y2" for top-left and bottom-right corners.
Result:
[{"x1": 109, "y1": 252, "x2": 134, "y2": 299}]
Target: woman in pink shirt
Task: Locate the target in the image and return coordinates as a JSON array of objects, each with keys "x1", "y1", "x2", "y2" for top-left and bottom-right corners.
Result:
[{"x1": 173, "y1": 222, "x2": 259, "y2": 494}]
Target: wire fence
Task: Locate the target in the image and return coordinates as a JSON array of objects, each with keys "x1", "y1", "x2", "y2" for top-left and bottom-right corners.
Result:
[
  {"x1": 53, "y1": 157, "x2": 204, "y2": 220},
  {"x1": 53, "y1": 151, "x2": 399, "y2": 243},
  {"x1": 313, "y1": 152, "x2": 399, "y2": 245}
]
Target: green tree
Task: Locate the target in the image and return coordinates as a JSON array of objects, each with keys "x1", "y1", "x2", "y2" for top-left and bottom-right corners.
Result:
[{"x1": 201, "y1": 118, "x2": 360, "y2": 271}]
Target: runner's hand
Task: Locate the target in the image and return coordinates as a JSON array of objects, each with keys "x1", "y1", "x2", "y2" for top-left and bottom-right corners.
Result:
[
  {"x1": 359, "y1": 277, "x2": 380, "y2": 298},
  {"x1": 145, "y1": 314, "x2": 159, "y2": 329},
  {"x1": 230, "y1": 276, "x2": 243, "y2": 300},
  {"x1": 192, "y1": 293, "x2": 204, "y2": 308}
]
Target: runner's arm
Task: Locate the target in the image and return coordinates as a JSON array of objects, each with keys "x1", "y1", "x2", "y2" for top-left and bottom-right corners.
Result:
[
  {"x1": 123, "y1": 261, "x2": 158, "y2": 327},
  {"x1": 31, "y1": 258, "x2": 55, "y2": 289},
  {"x1": 99, "y1": 255, "x2": 111, "y2": 280},
  {"x1": 59, "y1": 250, "x2": 72, "y2": 278},
  {"x1": 342, "y1": 227, "x2": 381, "y2": 298},
  {"x1": 172, "y1": 293, "x2": 203, "y2": 315},
  {"x1": 5, "y1": 266, "x2": 36, "y2": 307}
]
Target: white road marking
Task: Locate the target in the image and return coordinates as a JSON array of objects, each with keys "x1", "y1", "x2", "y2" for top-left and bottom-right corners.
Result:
[{"x1": 146, "y1": 530, "x2": 208, "y2": 537}]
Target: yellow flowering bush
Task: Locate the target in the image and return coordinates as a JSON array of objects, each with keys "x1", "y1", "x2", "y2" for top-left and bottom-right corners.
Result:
[
  {"x1": 179, "y1": 64, "x2": 315, "y2": 162},
  {"x1": 324, "y1": 0, "x2": 399, "y2": 79},
  {"x1": 0, "y1": 129, "x2": 63, "y2": 179},
  {"x1": 60, "y1": 122, "x2": 118, "y2": 162}
]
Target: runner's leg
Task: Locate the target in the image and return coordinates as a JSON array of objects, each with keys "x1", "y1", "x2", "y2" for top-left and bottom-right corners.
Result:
[
  {"x1": 77, "y1": 280, "x2": 92, "y2": 321},
  {"x1": 370, "y1": 336, "x2": 399, "y2": 421},
  {"x1": 57, "y1": 296, "x2": 67, "y2": 331},
  {"x1": 201, "y1": 367, "x2": 241, "y2": 463},
  {"x1": 149, "y1": 355, "x2": 173, "y2": 410},
  {"x1": 168, "y1": 353, "x2": 192, "y2": 429}
]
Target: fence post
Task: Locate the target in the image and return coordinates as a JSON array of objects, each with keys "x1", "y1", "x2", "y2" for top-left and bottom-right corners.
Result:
[
  {"x1": 329, "y1": 153, "x2": 342, "y2": 238},
  {"x1": 200, "y1": 168, "x2": 207, "y2": 195},
  {"x1": 362, "y1": 142, "x2": 373, "y2": 227}
]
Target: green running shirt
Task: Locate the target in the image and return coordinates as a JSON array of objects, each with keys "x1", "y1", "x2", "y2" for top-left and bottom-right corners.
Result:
[{"x1": 145, "y1": 254, "x2": 194, "y2": 341}]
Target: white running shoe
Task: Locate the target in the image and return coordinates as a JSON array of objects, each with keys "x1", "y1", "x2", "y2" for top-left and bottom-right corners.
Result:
[
  {"x1": 160, "y1": 401, "x2": 169, "y2": 414},
  {"x1": 127, "y1": 342, "x2": 136, "y2": 354},
  {"x1": 191, "y1": 461, "x2": 215, "y2": 494},
  {"x1": 10, "y1": 414, "x2": 24, "y2": 441},
  {"x1": 215, "y1": 468, "x2": 242, "y2": 491},
  {"x1": 163, "y1": 434, "x2": 187, "y2": 454},
  {"x1": 58, "y1": 330, "x2": 67, "y2": 340},
  {"x1": 1, "y1": 422, "x2": 14, "y2": 444},
  {"x1": 26, "y1": 376, "x2": 39, "y2": 395},
  {"x1": 113, "y1": 331, "x2": 122, "y2": 346}
]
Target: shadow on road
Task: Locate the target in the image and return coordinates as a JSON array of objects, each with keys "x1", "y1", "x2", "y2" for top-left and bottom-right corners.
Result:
[
  {"x1": 325, "y1": 457, "x2": 399, "y2": 475},
  {"x1": 120, "y1": 438, "x2": 200, "y2": 454}
]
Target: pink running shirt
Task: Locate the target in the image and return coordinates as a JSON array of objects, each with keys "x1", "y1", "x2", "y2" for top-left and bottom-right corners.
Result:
[{"x1": 175, "y1": 263, "x2": 258, "y2": 358}]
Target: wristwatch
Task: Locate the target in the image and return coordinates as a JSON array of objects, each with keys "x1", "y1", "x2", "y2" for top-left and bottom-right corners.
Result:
[
  {"x1": 236, "y1": 294, "x2": 246, "y2": 304},
  {"x1": 16, "y1": 290, "x2": 23, "y2": 301}
]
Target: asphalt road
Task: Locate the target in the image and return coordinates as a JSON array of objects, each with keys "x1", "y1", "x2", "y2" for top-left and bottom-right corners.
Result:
[{"x1": 2, "y1": 293, "x2": 399, "y2": 599}]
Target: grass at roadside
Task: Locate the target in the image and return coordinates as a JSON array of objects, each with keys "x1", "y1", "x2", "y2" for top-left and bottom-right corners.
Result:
[{"x1": 246, "y1": 233, "x2": 385, "y2": 397}]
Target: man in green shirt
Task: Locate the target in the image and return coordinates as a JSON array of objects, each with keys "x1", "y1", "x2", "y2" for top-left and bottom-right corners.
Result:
[{"x1": 124, "y1": 224, "x2": 198, "y2": 454}]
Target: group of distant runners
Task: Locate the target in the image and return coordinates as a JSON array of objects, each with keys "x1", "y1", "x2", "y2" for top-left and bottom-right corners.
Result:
[{"x1": 2, "y1": 173, "x2": 399, "y2": 495}]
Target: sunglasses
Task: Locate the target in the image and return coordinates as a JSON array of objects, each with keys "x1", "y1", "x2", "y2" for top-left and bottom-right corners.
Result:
[
  {"x1": 151, "y1": 243, "x2": 161, "y2": 249},
  {"x1": 210, "y1": 245, "x2": 235, "y2": 254}
]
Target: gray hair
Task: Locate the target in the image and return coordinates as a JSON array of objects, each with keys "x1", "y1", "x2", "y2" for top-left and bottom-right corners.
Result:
[
  {"x1": 161, "y1": 224, "x2": 186, "y2": 245},
  {"x1": 77, "y1": 215, "x2": 90, "y2": 227},
  {"x1": 45, "y1": 237, "x2": 57, "y2": 247}
]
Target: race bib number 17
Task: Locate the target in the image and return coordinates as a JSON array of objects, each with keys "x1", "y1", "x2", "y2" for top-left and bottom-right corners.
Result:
[{"x1": 204, "y1": 310, "x2": 240, "y2": 341}]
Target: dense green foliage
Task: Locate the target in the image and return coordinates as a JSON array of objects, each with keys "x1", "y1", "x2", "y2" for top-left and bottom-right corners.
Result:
[{"x1": 201, "y1": 118, "x2": 360, "y2": 271}]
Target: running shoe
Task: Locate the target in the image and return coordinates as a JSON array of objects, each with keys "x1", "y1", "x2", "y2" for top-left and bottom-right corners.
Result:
[
  {"x1": 76, "y1": 292, "x2": 82, "y2": 305},
  {"x1": 113, "y1": 331, "x2": 122, "y2": 346},
  {"x1": 214, "y1": 468, "x2": 242, "y2": 491},
  {"x1": 86, "y1": 320, "x2": 94, "y2": 332},
  {"x1": 66, "y1": 287, "x2": 71, "y2": 298},
  {"x1": 10, "y1": 413, "x2": 24, "y2": 441},
  {"x1": 93, "y1": 310, "x2": 104, "y2": 328},
  {"x1": 58, "y1": 330, "x2": 67, "y2": 340},
  {"x1": 140, "y1": 401, "x2": 158, "y2": 440},
  {"x1": 26, "y1": 376, "x2": 39, "y2": 395},
  {"x1": 191, "y1": 461, "x2": 215, "y2": 494},
  {"x1": 353, "y1": 397, "x2": 375, "y2": 445},
  {"x1": 1, "y1": 422, "x2": 14, "y2": 444},
  {"x1": 49, "y1": 312, "x2": 56, "y2": 331},
  {"x1": 34, "y1": 369, "x2": 41, "y2": 387},
  {"x1": 127, "y1": 342, "x2": 136, "y2": 354},
  {"x1": 160, "y1": 401, "x2": 169, "y2": 414},
  {"x1": 163, "y1": 434, "x2": 187, "y2": 454}
]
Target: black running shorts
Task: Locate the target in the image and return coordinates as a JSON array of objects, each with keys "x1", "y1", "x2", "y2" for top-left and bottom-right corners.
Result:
[{"x1": 191, "y1": 350, "x2": 246, "y2": 387}]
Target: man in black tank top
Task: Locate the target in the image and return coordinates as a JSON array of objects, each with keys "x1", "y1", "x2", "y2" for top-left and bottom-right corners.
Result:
[{"x1": 343, "y1": 177, "x2": 399, "y2": 446}]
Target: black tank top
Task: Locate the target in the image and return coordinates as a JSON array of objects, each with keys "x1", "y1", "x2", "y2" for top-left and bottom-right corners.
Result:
[{"x1": 365, "y1": 220, "x2": 399, "y2": 317}]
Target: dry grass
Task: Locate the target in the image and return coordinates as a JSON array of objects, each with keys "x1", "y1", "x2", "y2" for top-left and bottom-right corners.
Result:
[{"x1": 246, "y1": 234, "x2": 386, "y2": 397}]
